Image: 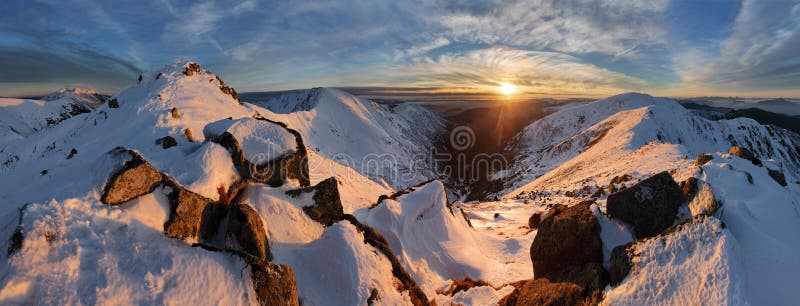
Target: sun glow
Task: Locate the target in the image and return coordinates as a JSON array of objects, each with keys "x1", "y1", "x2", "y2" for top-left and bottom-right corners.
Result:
[{"x1": 499, "y1": 82, "x2": 517, "y2": 95}]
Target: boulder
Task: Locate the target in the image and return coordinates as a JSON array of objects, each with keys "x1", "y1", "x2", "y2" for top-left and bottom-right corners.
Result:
[
  {"x1": 183, "y1": 62, "x2": 202, "y2": 76},
  {"x1": 498, "y1": 279, "x2": 584, "y2": 306},
  {"x1": 609, "y1": 243, "x2": 635, "y2": 285},
  {"x1": 530, "y1": 201, "x2": 607, "y2": 292},
  {"x1": 686, "y1": 180, "x2": 718, "y2": 216},
  {"x1": 163, "y1": 184, "x2": 215, "y2": 239},
  {"x1": 729, "y1": 146, "x2": 756, "y2": 163},
  {"x1": 157, "y1": 136, "x2": 177, "y2": 149},
  {"x1": 286, "y1": 177, "x2": 344, "y2": 226},
  {"x1": 768, "y1": 168, "x2": 788, "y2": 186},
  {"x1": 251, "y1": 262, "x2": 300, "y2": 306},
  {"x1": 101, "y1": 149, "x2": 164, "y2": 205},
  {"x1": 227, "y1": 203, "x2": 271, "y2": 262},
  {"x1": 679, "y1": 177, "x2": 699, "y2": 200},
  {"x1": 528, "y1": 212, "x2": 541, "y2": 229},
  {"x1": 607, "y1": 171, "x2": 683, "y2": 239},
  {"x1": 695, "y1": 153, "x2": 713, "y2": 166}
]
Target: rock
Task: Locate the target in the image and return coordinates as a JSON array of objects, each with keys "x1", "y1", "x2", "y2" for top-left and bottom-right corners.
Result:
[
  {"x1": 529, "y1": 201, "x2": 607, "y2": 292},
  {"x1": 609, "y1": 243, "x2": 634, "y2": 285},
  {"x1": 768, "y1": 168, "x2": 788, "y2": 186},
  {"x1": 367, "y1": 288, "x2": 381, "y2": 306},
  {"x1": 610, "y1": 174, "x2": 633, "y2": 185},
  {"x1": 157, "y1": 136, "x2": 177, "y2": 149},
  {"x1": 7, "y1": 204, "x2": 30, "y2": 255},
  {"x1": 66, "y1": 148, "x2": 78, "y2": 159},
  {"x1": 171, "y1": 107, "x2": 180, "y2": 118},
  {"x1": 528, "y1": 213, "x2": 541, "y2": 229},
  {"x1": 286, "y1": 177, "x2": 344, "y2": 226},
  {"x1": 184, "y1": 128, "x2": 194, "y2": 142},
  {"x1": 695, "y1": 153, "x2": 713, "y2": 166},
  {"x1": 679, "y1": 177, "x2": 699, "y2": 200},
  {"x1": 227, "y1": 203, "x2": 271, "y2": 262},
  {"x1": 108, "y1": 98, "x2": 119, "y2": 108},
  {"x1": 251, "y1": 262, "x2": 300, "y2": 306},
  {"x1": 686, "y1": 180, "x2": 718, "y2": 216},
  {"x1": 436, "y1": 277, "x2": 491, "y2": 296},
  {"x1": 607, "y1": 171, "x2": 683, "y2": 239},
  {"x1": 591, "y1": 187, "x2": 605, "y2": 198},
  {"x1": 729, "y1": 146, "x2": 756, "y2": 163},
  {"x1": 498, "y1": 279, "x2": 584, "y2": 306},
  {"x1": 183, "y1": 62, "x2": 202, "y2": 76},
  {"x1": 101, "y1": 149, "x2": 164, "y2": 205},
  {"x1": 163, "y1": 185, "x2": 214, "y2": 239}
]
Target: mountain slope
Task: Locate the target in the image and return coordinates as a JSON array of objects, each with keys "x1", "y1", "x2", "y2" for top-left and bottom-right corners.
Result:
[{"x1": 249, "y1": 87, "x2": 446, "y2": 189}]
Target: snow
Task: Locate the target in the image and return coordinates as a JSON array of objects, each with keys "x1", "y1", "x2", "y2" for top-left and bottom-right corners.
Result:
[
  {"x1": 160, "y1": 142, "x2": 240, "y2": 200},
  {"x1": 204, "y1": 117, "x2": 297, "y2": 164}
]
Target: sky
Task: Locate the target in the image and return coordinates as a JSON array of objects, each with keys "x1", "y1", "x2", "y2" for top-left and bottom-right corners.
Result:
[{"x1": 1, "y1": 0, "x2": 800, "y2": 98}]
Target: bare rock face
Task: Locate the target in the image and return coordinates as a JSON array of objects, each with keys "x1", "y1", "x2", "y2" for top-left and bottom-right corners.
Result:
[
  {"x1": 498, "y1": 279, "x2": 584, "y2": 306},
  {"x1": 183, "y1": 62, "x2": 202, "y2": 76},
  {"x1": 227, "y1": 203, "x2": 271, "y2": 262},
  {"x1": 695, "y1": 153, "x2": 713, "y2": 166},
  {"x1": 530, "y1": 201, "x2": 607, "y2": 293},
  {"x1": 163, "y1": 184, "x2": 215, "y2": 239},
  {"x1": 251, "y1": 262, "x2": 300, "y2": 306},
  {"x1": 528, "y1": 212, "x2": 541, "y2": 229},
  {"x1": 729, "y1": 146, "x2": 759, "y2": 165},
  {"x1": 286, "y1": 177, "x2": 344, "y2": 226},
  {"x1": 101, "y1": 149, "x2": 164, "y2": 205},
  {"x1": 607, "y1": 171, "x2": 683, "y2": 239},
  {"x1": 609, "y1": 243, "x2": 635, "y2": 285}
]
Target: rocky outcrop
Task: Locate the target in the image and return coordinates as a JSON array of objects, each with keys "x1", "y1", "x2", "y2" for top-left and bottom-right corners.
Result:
[
  {"x1": 286, "y1": 177, "x2": 344, "y2": 226},
  {"x1": 227, "y1": 203, "x2": 271, "y2": 262},
  {"x1": 436, "y1": 278, "x2": 491, "y2": 296},
  {"x1": 529, "y1": 200, "x2": 608, "y2": 301},
  {"x1": 768, "y1": 168, "x2": 788, "y2": 186},
  {"x1": 163, "y1": 185, "x2": 215, "y2": 239},
  {"x1": 251, "y1": 262, "x2": 299, "y2": 306},
  {"x1": 101, "y1": 148, "x2": 164, "y2": 205},
  {"x1": 183, "y1": 62, "x2": 202, "y2": 76},
  {"x1": 498, "y1": 279, "x2": 584, "y2": 306},
  {"x1": 695, "y1": 153, "x2": 713, "y2": 166},
  {"x1": 729, "y1": 146, "x2": 760, "y2": 165},
  {"x1": 528, "y1": 212, "x2": 541, "y2": 229},
  {"x1": 157, "y1": 136, "x2": 177, "y2": 149},
  {"x1": 683, "y1": 178, "x2": 718, "y2": 216},
  {"x1": 607, "y1": 171, "x2": 683, "y2": 239},
  {"x1": 608, "y1": 243, "x2": 634, "y2": 285}
]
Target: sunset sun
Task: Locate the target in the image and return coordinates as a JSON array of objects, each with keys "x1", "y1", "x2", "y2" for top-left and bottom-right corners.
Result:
[{"x1": 499, "y1": 82, "x2": 517, "y2": 95}]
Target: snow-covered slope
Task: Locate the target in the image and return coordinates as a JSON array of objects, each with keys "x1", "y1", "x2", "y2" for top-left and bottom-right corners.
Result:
[
  {"x1": 249, "y1": 87, "x2": 446, "y2": 189},
  {"x1": 0, "y1": 88, "x2": 105, "y2": 145},
  {"x1": 493, "y1": 92, "x2": 800, "y2": 199}
]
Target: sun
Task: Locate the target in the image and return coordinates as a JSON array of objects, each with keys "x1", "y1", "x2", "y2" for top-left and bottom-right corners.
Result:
[{"x1": 498, "y1": 82, "x2": 517, "y2": 95}]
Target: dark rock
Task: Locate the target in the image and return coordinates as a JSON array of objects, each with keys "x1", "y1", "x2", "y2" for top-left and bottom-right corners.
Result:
[
  {"x1": 494, "y1": 212, "x2": 501, "y2": 219},
  {"x1": 528, "y1": 213, "x2": 541, "y2": 229},
  {"x1": 156, "y1": 72, "x2": 164, "y2": 80},
  {"x1": 227, "y1": 203, "x2": 271, "y2": 262},
  {"x1": 251, "y1": 262, "x2": 300, "y2": 306},
  {"x1": 163, "y1": 185, "x2": 214, "y2": 239},
  {"x1": 184, "y1": 128, "x2": 194, "y2": 142},
  {"x1": 286, "y1": 177, "x2": 344, "y2": 226},
  {"x1": 157, "y1": 136, "x2": 177, "y2": 149},
  {"x1": 108, "y1": 98, "x2": 119, "y2": 108},
  {"x1": 184, "y1": 62, "x2": 202, "y2": 76},
  {"x1": 607, "y1": 171, "x2": 683, "y2": 239},
  {"x1": 729, "y1": 146, "x2": 756, "y2": 163},
  {"x1": 498, "y1": 279, "x2": 584, "y2": 306},
  {"x1": 609, "y1": 243, "x2": 634, "y2": 285},
  {"x1": 437, "y1": 277, "x2": 490, "y2": 297},
  {"x1": 679, "y1": 177, "x2": 699, "y2": 200},
  {"x1": 171, "y1": 107, "x2": 180, "y2": 118},
  {"x1": 66, "y1": 148, "x2": 78, "y2": 159},
  {"x1": 591, "y1": 187, "x2": 605, "y2": 198},
  {"x1": 695, "y1": 153, "x2": 713, "y2": 166},
  {"x1": 610, "y1": 174, "x2": 633, "y2": 185},
  {"x1": 530, "y1": 201, "x2": 607, "y2": 292},
  {"x1": 7, "y1": 204, "x2": 30, "y2": 255},
  {"x1": 768, "y1": 168, "x2": 788, "y2": 186},
  {"x1": 101, "y1": 149, "x2": 164, "y2": 205},
  {"x1": 40, "y1": 170, "x2": 47, "y2": 175},
  {"x1": 367, "y1": 288, "x2": 381, "y2": 306},
  {"x1": 138, "y1": 74, "x2": 142, "y2": 83}
]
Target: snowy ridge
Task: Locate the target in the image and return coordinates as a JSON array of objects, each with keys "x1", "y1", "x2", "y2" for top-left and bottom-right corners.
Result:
[{"x1": 250, "y1": 87, "x2": 446, "y2": 189}]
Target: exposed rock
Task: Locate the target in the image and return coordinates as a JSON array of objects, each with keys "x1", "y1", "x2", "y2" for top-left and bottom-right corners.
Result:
[
  {"x1": 286, "y1": 177, "x2": 344, "y2": 226},
  {"x1": 184, "y1": 128, "x2": 194, "y2": 142},
  {"x1": 530, "y1": 201, "x2": 607, "y2": 292},
  {"x1": 216, "y1": 75, "x2": 239, "y2": 102},
  {"x1": 498, "y1": 279, "x2": 584, "y2": 306},
  {"x1": 7, "y1": 204, "x2": 30, "y2": 255},
  {"x1": 686, "y1": 180, "x2": 718, "y2": 216},
  {"x1": 183, "y1": 62, "x2": 202, "y2": 76},
  {"x1": 157, "y1": 136, "x2": 177, "y2": 149},
  {"x1": 163, "y1": 184, "x2": 215, "y2": 239},
  {"x1": 609, "y1": 243, "x2": 634, "y2": 285},
  {"x1": 607, "y1": 171, "x2": 683, "y2": 239},
  {"x1": 227, "y1": 203, "x2": 271, "y2": 262},
  {"x1": 729, "y1": 146, "x2": 758, "y2": 164},
  {"x1": 436, "y1": 277, "x2": 491, "y2": 296},
  {"x1": 171, "y1": 107, "x2": 180, "y2": 118},
  {"x1": 367, "y1": 288, "x2": 381, "y2": 306},
  {"x1": 108, "y1": 98, "x2": 119, "y2": 108},
  {"x1": 591, "y1": 187, "x2": 605, "y2": 198},
  {"x1": 695, "y1": 153, "x2": 713, "y2": 166},
  {"x1": 66, "y1": 148, "x2": 78, "y2": 159},
  {"x1": 101, "y1": 149, "x2": 164, "y2": 205},
  {"x1": 528, "y1": 212, "x2": 541, "y2": 229},
  {"x1": 251, "y1": 262, "x2": 300, "y2": 306},
  {"x1": 768, "y1": 168, "x2": 788, "y2": 186},
  {"x1": 610, "y1": 174, "x2": 633, "y2": 185},
  {"x1": 679, "y1": 177, "x2": 699, "y2": 200}
]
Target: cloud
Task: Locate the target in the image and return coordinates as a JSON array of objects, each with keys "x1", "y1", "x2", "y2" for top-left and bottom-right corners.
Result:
[{"x1": 161, "y1": 1, "x2": 223, "y2": 50}]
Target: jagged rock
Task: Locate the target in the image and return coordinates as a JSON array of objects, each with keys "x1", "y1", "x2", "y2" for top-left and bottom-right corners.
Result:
[
  {"x1": 591, "y1": 187, "x2": 605, "y2": 198},
  {"x1": 729, "y1": 146, "x2": 757, "y2": 164},
  {"x1": 66, "y1": 148, "x2": 78, "y2": 159},
  {"x1": 163, "y1": 184, "x2": 215, "y2": 239},
  {"x1": 686, "y1": 180, "x2": 718, "y2": 216},
  {"x1": 184, "y1": 128, "x2": 194, "y2": 142},
  {"x1": 609, "y1": 243, "x2": 635, "y2": 285},
  {"x1": 436, "y1": 278, "x2": 490, "y2": 296},
  {"x1": 610, "y1": 174, "x2": 633, "y2": 185},
  {"x1": 216, "y1": 76, "x2": 239, "y2": 101},
  {"x1": 101, "y1": 149, "x2": 164, "y2": 205},
  {"x1": 367, "y1": 288, "x2": 381, "y2": 306},
  {"x1": 171, "y1": 107, "x2": 180, "y2": 118},
  {"x1": 530, "y1": 201, "x2": 607, "y2": 292},
  {"x1": 695, "y1": 153, "x2": 713, "y2": 166},
  {"x1": 528, "y1": 212, "x2": 541, "y2": 229},
  {"x1": 286, "y1": 177, "x2": 344, "y2": 226},
  {"x1": 183, "y1": 62, "x2": 202, "y2": 76},
  {"x1": 679, "y1": 177, "x2": 699, "y2": 200},
  {"x1": 498, "y1": 279, "x2": 584, "y2": 306},
  {"x1": 251, "y1": 262, "x2": 300, "y2": 306},
  {"x1": 227, "y1": 203, "x2": 271, "y2": 262},
  {"x1": 7, "y1": 204, "x2": 30, "y2": 255},
  {"x1": 607, "y1": 171, "x2": 683, "y2": 239},
  {"x1": 108, "y1": 98, "x2": 119, "y2": 108},
  {"x1": 157, "y1": 136, "x2": 177, "y2": 149},
  {"x1": 768, "y1": 168, "x2": 788, "y2": 186}
]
